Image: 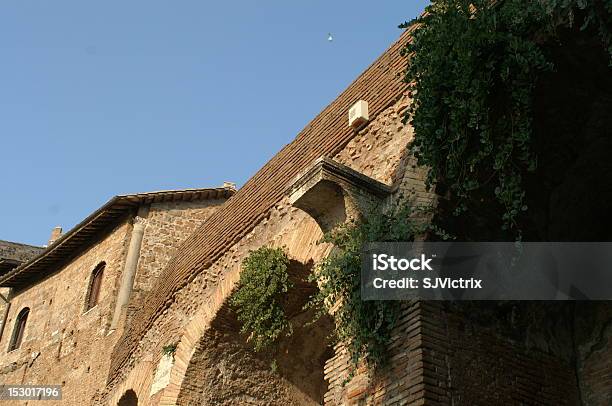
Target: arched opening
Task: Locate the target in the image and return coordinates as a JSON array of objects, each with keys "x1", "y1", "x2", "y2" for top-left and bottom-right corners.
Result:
[
  {"x1": 176, "y1": 260, "x2": 334, "y2": 406},
  {"x1": 291, "y1": 179, "x2": 347, "y2": 233},
  {"x1": 117, "y1": 389, "x2": 138, "y2": 406},
  {"x1": 85, "y1": 262, "x2": 105, "y2": 311},
  {"x1": 264, "y1": 259, "x2": 335, "y2": 403},
  {"x1": 8, "y1": 307, "x2": 29, "y2": 351}
]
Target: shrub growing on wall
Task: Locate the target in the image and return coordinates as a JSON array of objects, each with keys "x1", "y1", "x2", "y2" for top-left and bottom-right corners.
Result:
[
  {"x1": 161, "y1": 342, "x2": 177, "y2": 358},
  {"x1": 230, "y1": 246, "x2": 292, "y2": 351}
]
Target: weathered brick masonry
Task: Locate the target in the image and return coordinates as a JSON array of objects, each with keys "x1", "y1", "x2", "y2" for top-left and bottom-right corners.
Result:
[
  {"x1": 0, "y1": 240, "x2": 44, "y2": 344},
  {"x1": 0, "y1": 221, "x2": 132, "y2": 405},
  {"x1": 323, "y1": 302, "x2": 587, "y2": 406},
  {"x1": 0, "y1": 190, "x2": 232, "y2": 405},
  {"x1": 127, "y1": 199, "x2": 229, "y2": 322}
]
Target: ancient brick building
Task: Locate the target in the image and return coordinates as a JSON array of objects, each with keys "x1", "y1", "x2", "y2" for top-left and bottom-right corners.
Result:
[
  {"x1": 1, "y1": 26, "x2": 611, "y2": 406},
  {"x1": 0, "y1": 188, "x2": 234, "y2": 404}
]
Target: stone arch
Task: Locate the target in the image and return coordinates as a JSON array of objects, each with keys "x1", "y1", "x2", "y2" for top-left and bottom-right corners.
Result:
[
  {"x1": 170, "y1": 258, "x2": 334, "y2": 405},
  {"x1": 117, "y1": 389, "x2": 138, "y2": 406},
  {"x1": 100, "y1": 353, "x2": 156, "y2": 406},
  {"x1": 153, "y1": 268, "x2": 236, "y2": 406}
]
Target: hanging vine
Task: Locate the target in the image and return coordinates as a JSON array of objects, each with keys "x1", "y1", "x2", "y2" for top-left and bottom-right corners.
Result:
[
  {"x1": 230, "y1": 246, "x2": 293, "y2": 352},
  {"x1": 307, "y1": 203, "x2": 445, "y2": 374},
  {"x1": 400, "y1": 0, "x2": 612, "y2": 238}
]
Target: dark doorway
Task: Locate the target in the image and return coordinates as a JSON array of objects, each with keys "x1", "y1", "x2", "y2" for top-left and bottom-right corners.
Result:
[{"x1": 117, "y1": 389, "x2": 138, "y2": 406}]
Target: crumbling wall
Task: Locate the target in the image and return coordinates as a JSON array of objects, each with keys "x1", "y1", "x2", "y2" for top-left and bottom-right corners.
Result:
[
  {"x1": 177, "y1": 329, "x2": 316, "y2": 406},
  {"x1": 177, "y1": 303, "x2": 334, "y2": 406},
  {"x1": 101, "y1": 200, "x2": 331, "y2": 404}
]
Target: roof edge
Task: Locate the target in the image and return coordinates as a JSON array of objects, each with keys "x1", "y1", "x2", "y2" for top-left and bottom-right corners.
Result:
[{"x1": 0, "y1": 186, "x2": 235, "y2": 288}]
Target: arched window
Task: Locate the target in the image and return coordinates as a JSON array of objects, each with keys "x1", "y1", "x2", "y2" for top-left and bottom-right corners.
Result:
[
  {"x1": 8, "y1": 307, "x2": 29, "y2": 351},
  {"x1": 85, "y1": 262, "x2": 105, "y2": 311}
]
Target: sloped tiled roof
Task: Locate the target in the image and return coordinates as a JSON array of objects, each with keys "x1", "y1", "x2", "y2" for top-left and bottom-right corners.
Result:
[
  {"x1": 109, "y1": 27, "x2": 415, "y2": 379},
  {"x1": 0, "y1": 188, "x2": 234, "y2": 289}
]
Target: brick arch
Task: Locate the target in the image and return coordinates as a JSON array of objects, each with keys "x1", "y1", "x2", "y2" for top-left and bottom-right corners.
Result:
[
  {"x1": 117, "y1": 389, "x2": 138, "y2": 406},
  {"x1": 156, "y1": 270, "x2": 237, "y2": 406},
  {"x1": 158, "y1": 219, "x2": 329, "y2": 406},
  {"x1": 103, "y1": 359, "x2": 156, "y2": 406},
  {"x1": 168, "y1": 262, "x2": 333, "y2": 405}
]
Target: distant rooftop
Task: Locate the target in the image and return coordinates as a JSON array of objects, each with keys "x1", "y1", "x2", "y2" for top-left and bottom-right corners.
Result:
[{"x1": 0, "y1": 240, "x2": 44, "y2": 279}]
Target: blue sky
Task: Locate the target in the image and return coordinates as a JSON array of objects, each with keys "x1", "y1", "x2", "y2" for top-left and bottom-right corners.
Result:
[{"x1": 0, "y1": 1, "x2": 428, "y2": 246}]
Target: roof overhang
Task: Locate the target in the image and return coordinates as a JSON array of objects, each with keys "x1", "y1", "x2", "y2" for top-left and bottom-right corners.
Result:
[
  {"x1": 0, "y1": 187, "x2": 235, "y2": 290},
  {"x1": 0, "y1": 259, "x2": 22, "y2": 279}
]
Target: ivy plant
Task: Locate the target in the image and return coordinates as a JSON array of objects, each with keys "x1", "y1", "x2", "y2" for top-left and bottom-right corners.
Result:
[
  {"x1": 307, "y1": 203, "x2": 437, "y2": 373},
  {"x1": 161, "y1": 342, "x2": 177, "y2": 358},
  {"x1": 400, "y1": 0, "x2": 612, "y2": 238},
  {"x1": 230, "y1": 246, "x2": 293, "y2": 352}
]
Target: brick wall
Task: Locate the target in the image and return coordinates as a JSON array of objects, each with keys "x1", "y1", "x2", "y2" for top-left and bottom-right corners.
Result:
[
  {"x1": 0, "y1": 198, "x2": 227, "y2": 405},
  {"x1": 577, "y1": 303, "x2": 612, "y2": 406},
  {"x1": 324, "y1": 302, "x2": 582, "y2": 406},
  {"x1": 127, "y1": 199, "x2": 227, "y2": 320},
  {"x1": 324, "y1": 301, "x2": 431, "y2": 405},
  {"x1": 0, "y1": 220, "x2": 131, "y2": 405},
  {"x1": 99, "y1": 200, "x2": 332, "y2": 404},
  {"x1": 437, "y1": 303, "x2": 579, "y2": 405}
]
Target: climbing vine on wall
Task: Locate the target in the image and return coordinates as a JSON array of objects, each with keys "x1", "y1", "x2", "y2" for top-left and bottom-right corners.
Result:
[
  {"x1": 161, "y1": 342, "x2": 177, "y2": 358},
  {"x1": 230, "y1": 246, "x2": 293, "y2": 352},
  {"x1": 308, "y1": 203, "x2": 443, "y2": 374},
  {"x1": 400, "y1": 0, "x2": 612, "y2": 238}
]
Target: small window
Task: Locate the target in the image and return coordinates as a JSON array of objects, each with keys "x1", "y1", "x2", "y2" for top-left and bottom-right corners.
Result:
[
  {"x1": 8, "y1": 307, "x2": 29, "y2": 351},
  {"x1": 85, "y1": 262, "x2": 105, "y2": 311}
]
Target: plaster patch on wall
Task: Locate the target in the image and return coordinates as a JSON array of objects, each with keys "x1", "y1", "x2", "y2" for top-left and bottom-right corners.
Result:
[{"x1": 150, "y1": 354, "x2": 174, "y2": 396}]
